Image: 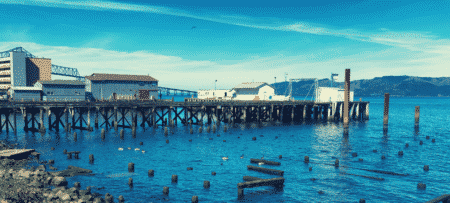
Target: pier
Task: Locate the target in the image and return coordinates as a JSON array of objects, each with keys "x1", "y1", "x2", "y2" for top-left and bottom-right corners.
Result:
[{"x1": 0, "y1": 99, "x2": 369, "y2": 133}]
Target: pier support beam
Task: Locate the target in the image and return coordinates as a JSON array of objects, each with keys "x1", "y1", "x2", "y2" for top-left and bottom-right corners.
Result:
[
  {"x1": 355, "y1": 103, "x2": 360, "y2": 120},
  {"x1": 365, "y1": 103, "x2": 369, "y2": 120}
]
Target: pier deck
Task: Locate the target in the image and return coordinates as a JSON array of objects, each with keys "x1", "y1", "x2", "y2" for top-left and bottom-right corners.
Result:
[{"x1": 0, "y1": 99, "x2": 369, "y2": 133}]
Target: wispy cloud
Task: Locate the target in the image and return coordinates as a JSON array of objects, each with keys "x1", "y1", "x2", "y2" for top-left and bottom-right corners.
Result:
[{"x1": 1, "y1": 0, "x2": 438, "y2": 49}]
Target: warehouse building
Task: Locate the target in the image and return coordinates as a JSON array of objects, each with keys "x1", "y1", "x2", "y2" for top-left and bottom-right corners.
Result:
[
  {"x1": 34, "y1": 80, "x2": 85, "y2": 101},
  {"x1": 197, "y1": 89, "x2": 235, "y2": 100},
  {"x1": 7, "y1": 87, "x2": 41, "y2": 101},
  {"x1": 0, "y1": 51, "x2": 51, "y2": 94},
  {"x1": 315, "y1": 87, "x2": 354, "y2": 103},
  {"x1": 84, "y1": 73, "x2": 158, "y2": 101},
  {"x1": 232, "y1": 82, "x2": 279, "y2": 101}
]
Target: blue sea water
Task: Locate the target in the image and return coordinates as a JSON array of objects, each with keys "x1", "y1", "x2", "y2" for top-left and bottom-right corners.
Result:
[{"x1": 2, "y1": 96, "x2": 450, "y2": 202}]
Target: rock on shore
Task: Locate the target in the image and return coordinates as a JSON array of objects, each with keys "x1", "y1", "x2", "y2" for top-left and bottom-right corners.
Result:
[{"x1": 0, "y1": 141, "x2": 107, "y2": 203}]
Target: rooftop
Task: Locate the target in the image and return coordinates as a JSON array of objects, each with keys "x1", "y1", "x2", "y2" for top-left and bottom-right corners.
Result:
[
  {"x1": 37, "y1": 80, "x2": 85, "y2": 86},
  {"x1": 85, "y1": 73, "x2": 158, "y2": 82},
  {"x1": 10, "y1": 86, "x2": 41, "y2": 91},
  {"x1": 233, "y1": 82, "x2": 269, "y2": 89}
]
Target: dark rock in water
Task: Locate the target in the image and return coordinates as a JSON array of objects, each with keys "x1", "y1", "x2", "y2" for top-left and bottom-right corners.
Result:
[
  {"x1": 331, "y1": 156, "x2": 337, "y2": 159},
  {"x1": 310, "y1": 178, "x2": 317, "y2": 181},
  {"x1": 318, "y1": 190, "x2": 324, "y2": 194}
]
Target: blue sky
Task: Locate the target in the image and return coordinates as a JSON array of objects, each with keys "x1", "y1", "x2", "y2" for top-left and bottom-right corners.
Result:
[{"x1": 1, "y1": 0, "x2": 449, "y2": 91}]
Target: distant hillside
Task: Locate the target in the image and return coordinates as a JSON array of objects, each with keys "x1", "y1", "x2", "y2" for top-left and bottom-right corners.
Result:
[{"x1": 270, "y1": 76, "x2": 450, "y2": 97}]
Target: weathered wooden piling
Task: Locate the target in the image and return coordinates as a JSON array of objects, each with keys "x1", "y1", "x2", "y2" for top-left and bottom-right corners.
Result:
[
  {"x1": 415, "y1": 106, "x2": 420, "y2": 126},
  {"x1": 172, "y1": 175, "x2": 178, "y2": 183},
  {"x1": 118, "y1": 195, "x2": 125, "y2": 203},
  {"x1": 89, "y1": 154, "x2": 94, "y2": 163},
  {"x1": 120, "y1": 129, "x2": 124, "y2": 139},
  {"x1": 359, "y1": 199, "x2": 365, "y2": 203},
  {"x1": 213, "y1": 125, "x2": 216, "y2": 133},
  {"x1": 309, "y1": 167, "x2": 312, "y2": 171},
  {"x1": 335, "y1": 159, "x2": 339, "y2": 167},
  {"x1": 51, "y1": 147, "x2": 55, "y2": 150},
  {"x1": 192, "y1": 196, "x2": 199, "y2": 203},
  {"x1": 73, "y1": 132, "x2": 77, "y2": 141},
  {"x1": 199, "y1": 127, "x2": 202, "y2": 133},
  {"x1": 67, "y1": 153, "x2": 72, "y2": 159},
  {"x1": 417, "y1": 183, "x2": 426, "y2": 190},
  {"x1": 420, "y1": 141, "x2": 423, "y2": 145},
  {"x1": 128, "y1": 177, "x2": 133, "y2": 187},
  {"x1": 140, "y1": 142, "x2": 143, "y2": 145},
  {"x1": 190, "y1": 128, "x2": 193, "y2": 134},
  {"x1": 207, "y1": 126, "x2": 211, "y2": 133},
  {"x1": 163, "y1": 187, "x2": 169, "y2": 195},
  {"x1": 426, "y1": 136, "x2": 430, "y2": 139},
  {"x1": 203, "y1": 180, "x2": 210, "y2": 188},
  {"x1": 128, "y1": 163, "x2": 134, "y2": 172},
  {"x1": 398, "y1": 151, "x2": 403, "y2": 156},
  {"x1": 424, "y1": 165, "x2": 429, "y2": 171},
  {"x1": 74, "y1": 152, "x2": 79, "y2": 159},
  {"x1": 405, "y1": 143, "x2": 409, "y2": 147},
  {"x1": 101, "y1": 128, "x2": 105, "y2": 140},
  {"x1": 252, "y1": 137, "x2": 256, "y2": 141},
  {"x1": 63, "y1": 149, "x2": 67, "y2": 154},
  {"x1": 166, "y1": 139, "x2": 169, "y2": 144},
  {"x1": 383, "y1": 93, "x2": 390, "y2": 125},
  {"x1": 187, "y1": 167, "x2": 193, "y2": 170},
  {"x1": 381, "y1": 155, "x2": 386, "y2": 159},
  {"x1": 304, "y1": 156, "x2": 309, "y2": 163},
  {"x1": 212, "y1": 172, "x2": 216, "y2": 176},
  {"x1": 247, "y1": 165, "x2": 284, "y2": 176},
  {"x1": 352, "y1": 152, "x2": 357, "y2": 157},
  {"x1": 49, "y1": 160, "x2": 54, "y2": 164}
]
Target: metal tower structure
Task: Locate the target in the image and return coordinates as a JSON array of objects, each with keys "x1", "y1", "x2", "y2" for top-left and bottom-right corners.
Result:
[
  {"x1": 0, "y1": 47, "x2": 84, "y2": 81},
  {"x1": 330, "y1": 73, "x2": 338, "y2": 87},
  {"x1": 284, "y1": 78, "x2": 318, "y2": 101}
]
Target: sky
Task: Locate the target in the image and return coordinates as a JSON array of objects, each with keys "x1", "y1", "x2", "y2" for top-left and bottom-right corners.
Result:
[{"x1": 0, "y1": 0, "x2": 449, "y2": 91}]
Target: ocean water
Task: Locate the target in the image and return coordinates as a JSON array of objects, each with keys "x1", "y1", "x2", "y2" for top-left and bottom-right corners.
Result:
[{"x1": 2, "y1": 96, "x2": 450, "y2": 202}]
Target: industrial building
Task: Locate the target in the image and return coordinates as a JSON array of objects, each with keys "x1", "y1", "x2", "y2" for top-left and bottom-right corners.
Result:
[
  {"x1": 7, "y1": 86, "x2": 41, "y2": 101},
  {"x1": 84, "y1": 73, "x2": 159, "y2": 101},
  {"x1": 0, "y1": 51, "x2": 51, "y2": 94},
  {"x1": 34, "y1": 80, "x2": 85, "y2": 101},
  {"x1": 197, "y1": 89, "x2": 235, "y2": 100},
  {"x1": 232, "y1": 82, "x2": 277, "y2": 101},
  {"x1": 315, "y1": 87, "x2": 354, "y2": 103}
]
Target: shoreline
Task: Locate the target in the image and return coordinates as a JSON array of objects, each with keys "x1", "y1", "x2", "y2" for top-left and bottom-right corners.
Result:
[{"x1": 0, "y1": 140, "x2": 121, "y2": 203}]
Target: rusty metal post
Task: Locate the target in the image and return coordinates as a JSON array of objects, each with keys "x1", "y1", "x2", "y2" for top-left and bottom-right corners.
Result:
[
  {"x1": 343, "y1": 69, "x2": 350, "y2": 126},
  {"x1": 383, "y1": 93, "x2": 390, "y2": 125}
]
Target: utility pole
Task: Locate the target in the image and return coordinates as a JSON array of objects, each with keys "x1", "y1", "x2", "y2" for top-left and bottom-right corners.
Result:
[{"x1": 274, "y1": 77, "x2": 276, "y2": 83}]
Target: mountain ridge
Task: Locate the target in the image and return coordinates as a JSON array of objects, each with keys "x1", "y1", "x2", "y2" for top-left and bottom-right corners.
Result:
[{"x1": 270, "y1": 76, "x2": 450, "y2": 97}]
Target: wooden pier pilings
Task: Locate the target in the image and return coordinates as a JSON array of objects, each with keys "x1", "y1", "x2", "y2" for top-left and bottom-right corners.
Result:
[{"x1": 0, "y1": 99, "x2": 369, "y2": 132}]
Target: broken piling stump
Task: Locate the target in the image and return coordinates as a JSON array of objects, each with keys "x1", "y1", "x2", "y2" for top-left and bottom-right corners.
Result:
[{"x1": 250, "y1": 159, "x2": 281, "y2": 166}]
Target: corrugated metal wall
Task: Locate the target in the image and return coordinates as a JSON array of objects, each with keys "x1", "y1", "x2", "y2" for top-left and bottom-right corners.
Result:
[
  {"x1": 42, "y1": 86, "x2": 85, "y2": 101},
  {"x1": 87, "y1": 80, "x2": 157, "y2": 100},
  {"x1": 11, "y1": 91, "x2": 41, "y2": 101}
]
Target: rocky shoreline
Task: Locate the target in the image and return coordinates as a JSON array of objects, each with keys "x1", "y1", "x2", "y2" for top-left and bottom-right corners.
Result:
[{"x1": 0, "y1": 141, "x2": 123, "y2": 203}]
